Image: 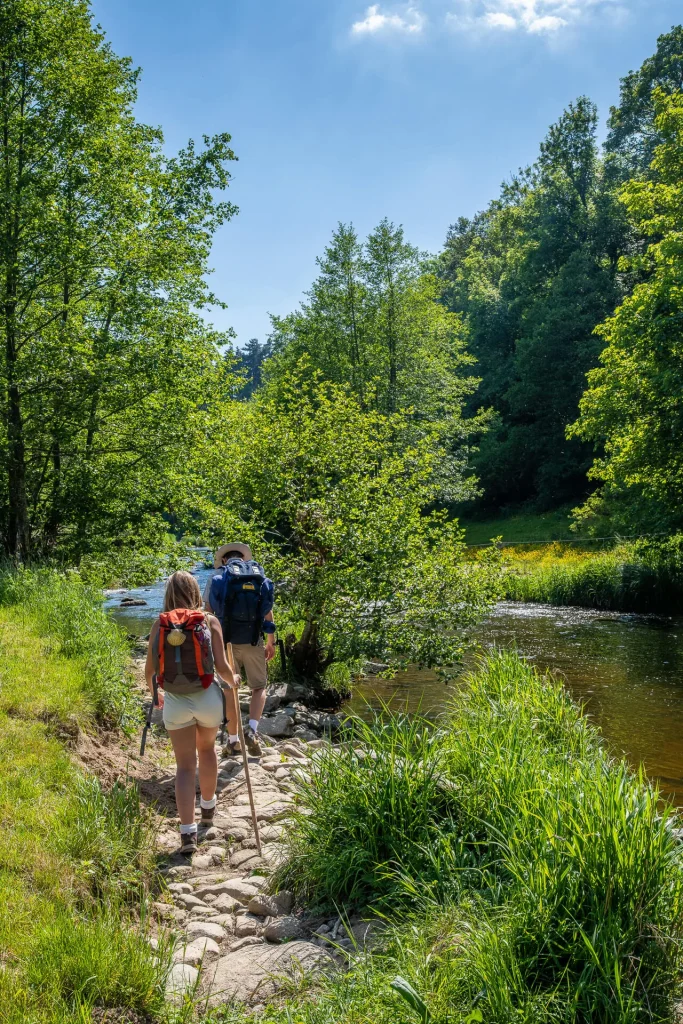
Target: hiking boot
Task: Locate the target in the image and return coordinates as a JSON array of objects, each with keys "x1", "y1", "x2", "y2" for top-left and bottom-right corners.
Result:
[
  {"x1": 180, "y1": 831, "x2": 197, "y2": 856},
  {"x1": 223, "y1": 739, "x2": 243, "y2": 758},
  {"x1": 200, "y1": 805, "x2": 215, "y2": 827},
  {"x1": 245, "y1": 726, "x2": 263, "y2": 757}
]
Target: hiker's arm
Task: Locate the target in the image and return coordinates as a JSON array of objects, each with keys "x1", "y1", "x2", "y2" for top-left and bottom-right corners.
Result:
[
  {"x1": 209, "y1": 617, "x2": 240, "y2": 688},
  {"x1": 264, "y1": 610, "x2": 276, "y2": 662}
]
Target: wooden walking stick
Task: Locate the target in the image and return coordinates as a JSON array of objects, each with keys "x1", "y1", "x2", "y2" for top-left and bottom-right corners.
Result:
[{"x1": 225, "y1": 644, "x2": 262, "y2": 857}]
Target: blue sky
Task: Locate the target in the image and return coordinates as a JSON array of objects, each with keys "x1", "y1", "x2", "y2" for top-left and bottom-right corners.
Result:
[{"x1": 91, "y1": 0, "x2": 681, "y2": 348}]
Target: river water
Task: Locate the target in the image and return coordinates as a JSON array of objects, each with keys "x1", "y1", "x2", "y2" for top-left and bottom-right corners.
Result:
[{"x1": 106, "y1": 574, "x2": 683, "y2": 805}]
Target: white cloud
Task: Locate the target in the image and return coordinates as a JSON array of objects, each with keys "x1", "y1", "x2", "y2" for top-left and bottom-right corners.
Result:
[
  {"x1": 445, "y1": 0, "x2": 618, "y2": 36},
  {"x1": 484, "y1": 11, "x2": 518, "y2": 28},
  {"x1": 527, "y1": 14, "x2": 567, "y2": 31},
  {"x1": 351, "y1": 4, "x2": 426, "y2": 36}
]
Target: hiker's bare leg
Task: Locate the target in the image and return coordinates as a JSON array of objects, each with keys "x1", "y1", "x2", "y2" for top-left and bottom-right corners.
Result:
[
  {"x1": 196, "y1": 725, "x2": 219, "y2": 802},
  {"x1": 169, "y1": 725, "x2": 198, "y2": 826},
  {"x1": 249, "y1": 686, "x2": 266, "y2": 723}
]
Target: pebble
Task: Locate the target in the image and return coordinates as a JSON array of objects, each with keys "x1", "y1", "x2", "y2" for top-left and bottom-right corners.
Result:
[
  {"x1": 203, "y1": 827, "x2": 222, "y2": 841},
  {"x1": 165, "y1": 963, "x2": 198, "y2": 1003},
  {"x1": 234, "y1": 914, "x2": 262, "y2": 938},
  {"x1": 231, "y1": 848, "x2": 262, "y2": 869},
  {"x1": 274, "y1": 767, "x2": 289, "y2": 781},
  {"x1": 212, "y1": 893, "x2": 240, "y2": 913},
  {"x1": 189, "y1": 906, "x2": 219, "y2": 918},
  {"x1": 166, "y1": 865, "x2": 193, "y2": 879},
  {"x1": 229, "y1": 935, "x2": 265, "y2": 951},
  {"x1": 173, "y1": 936, "x2": 220, "y2": 964},
  {"x1": 264, "y1": 916, "x2": 304, "y2": 942},
  {"x1": 211, "y1": 913, "x2": 235, "y2": 929},
  {"x1": 185, "y1": 921, "x2": 228, "y2": 942},
  {"x1": 167, "y1": 882, "x2": 193, "y2": 894},
  {"x1": 175, "y1": 894, "x2": 208, "y2": 910},
  {"x1": 214, "y1": 879, "x2": 260, "y2": 904}
]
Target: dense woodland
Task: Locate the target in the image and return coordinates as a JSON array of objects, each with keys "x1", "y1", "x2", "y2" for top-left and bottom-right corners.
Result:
[{"x1": 2, "y1": 3, "x2": 683, "y2": 608}]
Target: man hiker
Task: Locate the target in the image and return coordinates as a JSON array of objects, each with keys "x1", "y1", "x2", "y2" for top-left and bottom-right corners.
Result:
[{"x1": 204, "y1": 542, "x2": 276, "y2": 758}]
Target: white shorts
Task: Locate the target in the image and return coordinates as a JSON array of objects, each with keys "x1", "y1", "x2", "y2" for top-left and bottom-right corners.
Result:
[{"x1": 162, "y1": 683, "x2": 225, "y2": 732}]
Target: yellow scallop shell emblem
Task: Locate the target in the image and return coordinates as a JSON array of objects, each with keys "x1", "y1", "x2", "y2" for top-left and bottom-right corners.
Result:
[{"x1": 167, "y1": 628, "x2": 186, "y2": 647}]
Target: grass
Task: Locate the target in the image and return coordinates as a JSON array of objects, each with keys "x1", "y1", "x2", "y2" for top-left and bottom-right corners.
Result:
[
  {"x1": 503, "y1": 535, "x2": 683, "y2": 613},
  {"x1": 0, "y1": 566, "x2": 138, "y2": 726},
  {"x1": 271, "y1": 651, "x2": 683, "y2": 1023},
  {"x1": 0, "y1": 568, "x2": 171, "y2": 1023},
  {"x1": 462, "y1": 507, "x2": 576, "y2": 547}
]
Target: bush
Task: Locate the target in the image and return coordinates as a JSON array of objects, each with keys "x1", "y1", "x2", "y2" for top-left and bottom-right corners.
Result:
[{"x1": 277, "y1": 652, "x2": 683, "y2": 1022}]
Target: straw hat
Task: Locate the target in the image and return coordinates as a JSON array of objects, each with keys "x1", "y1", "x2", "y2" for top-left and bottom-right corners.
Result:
[{"x1": 213, "y1": 542, "x2": 253, "y2": 569}]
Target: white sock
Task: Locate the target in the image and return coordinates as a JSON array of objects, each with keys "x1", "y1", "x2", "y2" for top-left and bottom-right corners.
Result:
[
  {"x1": 249, "y1": 719, "x2": 259, "y2": 733},
  {"x1": 179, "y1": 823, "x2": 197, "y2": 835},
  {"x1": 228, "y1": 734, "x2": 239, "y2": 744},
  {"x1": 200, "y1": 795, "x2": 216, "y2": 810}
]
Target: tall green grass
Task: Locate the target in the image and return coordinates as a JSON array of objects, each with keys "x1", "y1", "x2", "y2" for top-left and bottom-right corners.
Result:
[
  {"x1": 275, "y1": 652, "x2": 683, "y2": 1022},
  {"x1": 505, "y1": 534, "x2": 683, "y2": 613},
  {"x1": 0, "y1": 566, "x2": 136, "y2": 726},
  {"x1": 0, "y1": 571, "x2": 169, "y2": 1024}
]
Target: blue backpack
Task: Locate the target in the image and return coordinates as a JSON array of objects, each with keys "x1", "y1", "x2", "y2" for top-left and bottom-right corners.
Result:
[{"x1": 209, "y1": 558, "x2": 274, "y2": 646}]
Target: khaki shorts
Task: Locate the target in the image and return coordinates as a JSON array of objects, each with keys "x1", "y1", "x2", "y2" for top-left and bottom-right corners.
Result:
[
  {"x1": 162, "y1": 682, "x2": 225, "y2": 732},
  {"x1": 230, "y1": 641, "x2": 268, "y2": 690}
]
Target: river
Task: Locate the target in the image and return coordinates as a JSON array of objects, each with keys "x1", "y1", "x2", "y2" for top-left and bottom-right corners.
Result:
[{"x1": 106, "y1": 572, "x2": 683, "y2": 805}]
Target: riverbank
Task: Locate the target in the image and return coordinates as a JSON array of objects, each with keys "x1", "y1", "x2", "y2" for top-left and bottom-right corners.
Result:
[
  {"x1": 0, "y1": 569, "x2": 167, "y2": 1022},
  {"x1": 266, "y1": 651, "x2": 683, "y2": 1023},
  {"x1": 4, "y1": 569, "x2": 683, "y2": 1022},
  {"x1": 499, "y1": 537, "x2": 683, "y2": 614}
]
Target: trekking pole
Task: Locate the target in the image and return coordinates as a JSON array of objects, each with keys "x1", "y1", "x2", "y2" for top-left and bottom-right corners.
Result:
[
  {"x1": 225, "y1": 644, "x2": 262, "y2": 857},
  {"x1": 140, "y1": 674, "x2": 158, "y2": 756}
]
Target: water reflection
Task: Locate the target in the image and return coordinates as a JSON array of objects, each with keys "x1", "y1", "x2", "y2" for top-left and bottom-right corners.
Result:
[{"x1": 352, "y1": 603, "x2": 683, "y2": 805}]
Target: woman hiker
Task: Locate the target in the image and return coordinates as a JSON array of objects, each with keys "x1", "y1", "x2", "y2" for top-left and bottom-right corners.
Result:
[
  {"x1": 203, "y1": 542, "x2": 276, "y2": 759},
  {"x1": 144, "y1": 570, "x2": 241, "y2": 855}
]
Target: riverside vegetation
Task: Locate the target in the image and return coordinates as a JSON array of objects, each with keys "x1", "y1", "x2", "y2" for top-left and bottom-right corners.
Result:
[
  {"x1": 3, "y1": 571, "x2": 683, "y2": 1024},
  {"x1": 0, "y1": 568, "x2": 171, "y2": 1023}
]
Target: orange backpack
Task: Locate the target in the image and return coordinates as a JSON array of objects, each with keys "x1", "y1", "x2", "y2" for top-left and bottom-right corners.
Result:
[{"x1": 153, "y1": 609, "x2": 215, "y2": 694}]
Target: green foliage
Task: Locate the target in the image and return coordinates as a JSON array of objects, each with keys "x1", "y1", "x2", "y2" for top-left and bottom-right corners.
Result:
[
  {"x1": 571, "y1": 90, "x2": 683, "y2": 535},
  {"x1": 441, "y1": 97, "x2": 626, "y2": 514},
  {"x1": 0, "y1": 594, "x2": 168, "y2": 1024},
  {"x1": 506, "y1": 535, "x2": 683, "y2": 612},
  {"x1": 198, "y1": 361, "x2": 503, "y2": 683},
  {"x1": 606, "y1": 25, "x2": 683, "y2": 176},
  {"x1": 0, "y1": 566, "x2": 135, "y2": 725},
  {"x1": 0, "y1": 0, "x2": 240, "y2": 561},
  {"x1": 59, "y1": 776, "x2": 157, "y2": 902},
  {"x1": 275, "y1": 652, "x2": 683, "y2": 1023}
]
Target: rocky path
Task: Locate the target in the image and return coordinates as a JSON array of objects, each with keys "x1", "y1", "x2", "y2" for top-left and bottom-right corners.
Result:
[{"x1": 146, "y1": 696, "x2": 365, "y2": 1012}]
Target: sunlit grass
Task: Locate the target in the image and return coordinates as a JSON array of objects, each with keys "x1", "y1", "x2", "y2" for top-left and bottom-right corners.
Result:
[
  {"x1": 0, "y1": 574, "x2": 169, "y2": 1024},
  {"x1": 273, "y1": 652, "x2": 683, "y2": 1023}
]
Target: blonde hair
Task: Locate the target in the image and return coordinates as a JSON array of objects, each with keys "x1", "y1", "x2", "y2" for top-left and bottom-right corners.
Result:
[{"x1": 163, "y1": 571, "x2": 203, "y2": 612}]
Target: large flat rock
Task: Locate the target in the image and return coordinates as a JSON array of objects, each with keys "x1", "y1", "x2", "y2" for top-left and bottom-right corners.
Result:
[{"x1": 203, "y1": 940, "x2": 332, "y2": 1007}]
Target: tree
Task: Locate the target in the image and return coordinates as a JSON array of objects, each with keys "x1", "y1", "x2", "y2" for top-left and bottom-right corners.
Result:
[
  {"x1": 441, "y1": 98, "x2": 626, "y2": 512},
  {"x1": 269, "y1": 220, "x2": 485, "y2": 505},
  {"x1": 0, "y1": 0, "x2": 238, "y2": 559},
  {"x1": 195, "y1": 361, "x2": 502, "y2": 691},
  {"x1": 570, "y1": 90, "x2": 683, "y2": 533},
  {"x1": 606, "y1": 25, "x2": 683, "y2": 177},
  {"x1": 235, "y1": 338, "x2": 272, "y2": 399}
]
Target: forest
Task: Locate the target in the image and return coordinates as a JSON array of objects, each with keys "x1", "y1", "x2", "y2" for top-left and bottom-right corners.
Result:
[{"x1": 3, "y1": 15, "x2": 683, "y2": 572}]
